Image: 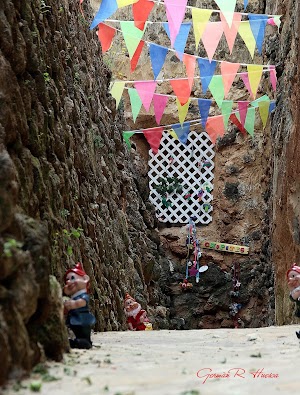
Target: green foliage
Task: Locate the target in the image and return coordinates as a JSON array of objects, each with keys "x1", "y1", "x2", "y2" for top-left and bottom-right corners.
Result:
[
  {"x1": 94, "y1": 135, "x2": 104, "y2": 148},
  {"x1": 3, "y1": 238, "x2": 23, "y2": 258},
  {"x1": 43, "y1": 72, "x2": 50, "y2": 83},
  {"x1": 29, "y1": 381, "x2": 42, "y2": 392},
  {"x1": 54, "y1": 227, "x2": 83, "y2": 256},
  {"x1": 153, "y1": 177, "x2": 183, "y2": 207},
  {"x1": 60, "y1": 208, "x2": 70, "y2": 218}
]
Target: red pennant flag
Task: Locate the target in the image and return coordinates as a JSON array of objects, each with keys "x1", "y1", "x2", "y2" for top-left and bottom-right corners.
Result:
[
  {"x1": 205, "y1": 115, "x2": 225, "y2": 144},
  {"x1": 97, "y1": 23, "x2": 116, "y2": 53},
  {"x1": 183, "y1": 54, "x2": 196, "y2": 89},
  {"x1": 143, "y1": 127, "x2": 163, "y2": 154},
  {"x1": 130, "y1": 40, "x2": 145, "y2": 71},
  {"x1": 170, "y1": 79, "x2": 191, "y2": 105},
  {"x1": 229, "y1": 113, "x2": 247, "y2": 135},
  {"x1": 133, "y1": 0, "x2": 154, "y2": 30}
]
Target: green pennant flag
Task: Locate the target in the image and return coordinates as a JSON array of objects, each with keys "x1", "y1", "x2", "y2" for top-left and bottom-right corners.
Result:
[
  {"x1": 128, "y1": 88, "x2": 142, "y2": 122},
  {"x1": 258, "y1": 100, "x2": 271, "y2": 128},
  {"x1": 221, "y1": 100, "x2": 233, "y2": 129},
  {"x1": 208, "y1": 75, "x2": 225, "y2": 108},
  {"x1": 120, "y1": 21, "x2": 146, "y2": 59},
  {"x1": 250, "y1": 94, "x2": 270, "y2": 107},
  {"x1": 244, "y1": 107, "x2": 255, "y2": 136},
  {"x1": 123, "y1": 131, "x2": 135, "y2": 148},
  {"x1": 110, "y1": 81, "x2": 125, "y2": 109}
]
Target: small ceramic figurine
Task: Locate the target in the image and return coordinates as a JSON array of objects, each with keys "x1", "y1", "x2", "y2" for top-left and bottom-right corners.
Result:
[
  {"x1": 286, "y1": 264, "x2": 300, "y2": 339},
  {"x1": 63, "y1": 263, "x2": 96, "y2": 349},
  {"x1": 179, "y1": 278, "x2": 193, "y2": 290},
  {"x1": 124, "y1": 293, "x2": 152, "y2": 331}
]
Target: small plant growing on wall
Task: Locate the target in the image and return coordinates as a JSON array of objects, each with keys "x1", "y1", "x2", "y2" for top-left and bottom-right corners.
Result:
[
  {"x1": 54, "y1": 228, "x2": 84, "y2": 257},
  {"x1": 153, "y1": 177, "x2": 183, "y2": 207},
  {"x1": 3, "y1": 238, "x2": 23, "y2": 258}
]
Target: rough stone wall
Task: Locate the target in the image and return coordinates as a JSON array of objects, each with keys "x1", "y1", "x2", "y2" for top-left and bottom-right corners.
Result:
[{"x1": 0, "y1": 0, "x2": 169, "y2": 385}]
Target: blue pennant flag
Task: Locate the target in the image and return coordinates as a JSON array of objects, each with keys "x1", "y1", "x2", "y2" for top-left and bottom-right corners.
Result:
[
  {"x1": 198, "y1": 99, "x2": 212, "y2": 128},
  {"x1": 149, "y1": 44, "x2": 168, "y2": 80},
  {"x1": 197, "y1": 59, "x2": 217, "y2": 94},
  {"x1": 90, "y1": 0, "x2": 118, "y2": 29},
  {"x1": 244, "y1": 0, "x2": 249, "y2": 9},
  {"x1": 248, "y1": 14, "x2": 268, "y2": 55},
  {"x1": 171, "y1": 122, "x2": 190, "y2": 145},
  {"x1": 269, "y1": 102, "x2": 276, "y2": 113},
  {"x1": 163, "y1": 22, "x2": 191, "y2": 60}
]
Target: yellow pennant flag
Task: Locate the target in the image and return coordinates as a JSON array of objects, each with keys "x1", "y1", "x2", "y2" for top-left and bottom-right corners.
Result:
[
  {"x1": 247, "y1": 65, "x2": 263, "y2": 99},
  {"x1": 192, "y1": 8, "x2": 212, "y2": 50},
  {"x1": 238, "y1": 21, "x2": 256, "y2": 58},
  {"x1": 176, "y1": 98, "x2": 190, "y2": 125},
  {"x1": 110, "y1": 81, "x2": 125, "y2": 108},
  {"x1": 168, "y1": 129, "x2": 178, "y2": 140},
  {"x1": 117, "y1": 0, "x2": 138, "y2": 7},
  {"x1": 258, "y1": 100, "x2": 270, "y2": 128}
]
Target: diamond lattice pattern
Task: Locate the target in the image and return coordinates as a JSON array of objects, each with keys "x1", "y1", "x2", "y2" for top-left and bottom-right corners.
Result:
[{"x1": 148, "y1": 131, "x2": 215, "y2": 224}]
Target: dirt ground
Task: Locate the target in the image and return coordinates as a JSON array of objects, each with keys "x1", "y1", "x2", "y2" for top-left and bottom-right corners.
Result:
[{"x1": 2, "y1": 324, "x2": 300, "y2": 395}]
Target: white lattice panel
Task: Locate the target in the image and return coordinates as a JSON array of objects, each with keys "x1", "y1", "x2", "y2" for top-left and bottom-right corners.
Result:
[{"x1": 148, "y1": 131, "x2": 215, "y2": 224}]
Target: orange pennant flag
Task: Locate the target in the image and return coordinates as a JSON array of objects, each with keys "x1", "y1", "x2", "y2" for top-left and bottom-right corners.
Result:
[
  {"x1": 220, "y1": 12, "x2": 242, "y2": 54},
  {"x1": 143, "y1": 127, "x2": 163, "y2": 154},
  {"x1": 205, "y1": 115, "x2": 225, "y2": 144},
  {"x1": 220, "y1": 61, "x2": 240, "y2": 97},
  {"x1": 97, "y1": 23, "x2": 116, "y2": 53},
  {"x1": 130, "y1": 40, "x2": 145, "y2": 71},
  {"x1": 170, "y1": 79, "x2": 192, "y2": 105},
  {"x1": 201, "y1": 22, "x2": 224, "y2": 61},
  {"x1": 183, "y1": 54, "x2": 196, "y2": 89},
  {"x1": 133, "y1": 0, "x2": 154, "y2": 30}
]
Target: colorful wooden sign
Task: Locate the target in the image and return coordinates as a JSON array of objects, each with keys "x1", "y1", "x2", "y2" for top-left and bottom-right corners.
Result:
[{"x1": 200, "y1": 240, "x2": 249, "y2": 254}]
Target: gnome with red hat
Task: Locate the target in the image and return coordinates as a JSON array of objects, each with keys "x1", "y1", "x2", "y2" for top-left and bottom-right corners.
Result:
[
  {"x1": 63, "y1": 263, "x2": 96, "y2": 349},
  {"x1": 124, "y1": 293, "x2": 152, "y2": 331},
  {"x1": 286, "y1": 264, "x2": 300, "y2": 338}
]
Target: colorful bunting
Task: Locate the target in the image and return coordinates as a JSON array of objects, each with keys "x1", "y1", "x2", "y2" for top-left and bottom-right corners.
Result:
[
  {"x1": 220, "y1": 61, "x2": 240, "y2": 97},
  {"x1": 176, "y1": 98, "x2": 190, "y2": 125},
  {"x1": 238, "y1": 101, "x2": 250, "y2": 126},
  {"x1": 97, "y1": 23, "x2": 116, "y2": 53},
  {"x1": 133, "y1": 0, "x2": 154, "y2": 30},
  {"x1": 214, "y1": 0, "x2": 237, "y2": 27},
  {"x1": 170, "y1": 79, "x2": 192, "y2": 106},
  {"x1": 244, "y1": 0, "x2": 249, "y2": 10},
  {"x1": 149, "y1": 44, "x2": 168, "y2": 79},
  {"x1": 171, "y1": 122, "x2": 190, "y2": 144},
  {"x1": 198, "y1": 99, "x2": 211, "y2": 128},
  {"x1": 201, "y1": 22, "x2": 224, "y2": 61},
  {"x1": 208, "y1": 75, "x2": 225, "y2": 107},
  {"x1": 269, "y1": 65, "x2": 277, "y2": 91},
  {"x1": 134, "y1": 80, "x2": 157, "y2": 111},
  {"x1": 220, "y1": 12, "x2": 242, "y2": 54},
  {"x1": 238, "y1": 21, "x2": 256, "y2": 58},
  {"x1": 221, "y1": 100, "x2": 233, "y2": 129},
  {"x1": 117, "y1": 0, "x2": 138, "y2": 7},
  {"x1": 192, "y1": 8, "x2": 212, "y2": 50},
  {"x1": 110, "y1": 81, "x2": 125, "y2": 108},
  {"x1": 247, "y1": 65, "x2": 263, "y2": 99},
  {"x1": 205, "y1": 115, "x2": 225, "y2": 144},
  {"x1": 244, "y1": 107, "x2": 255, "y2": 136},
  {"x1": 123, "y1": 131, "x2": 135, "y2": 148},
  {"x1": 169, "y1": 129, "x2": 178, "y2": 140},
  {"x1": 240, "y1": 72, "x2": 253, "y2": 97},
  {"x1": 153, "y1": 94, "x2": 169, "y2": 124},
  {"x1": 120, "y1": 21, "x2": 145, "y2": 58},
  {"x1": 90, "y1": 0, "x2": 118, "y2": 29},
  {"x1": 128, "y1": 88, "x2": 142, "y2": 122},
  {"x1": 269, "y1": 102, "x2": 276, "y2": 112},
  {"x1": 164, "y1": 0, "x2": 188, "y2": 46},
  {"x1": 229, "y1": 113, "x2": 247, "y2": 135},
  {"x1": 197, "y1": 59, "x2": 217, "y2": 94},
  {"x1": 267, "y1": 16, "x2": 282, "y2": 30},
  {"x1": 163, "y1": 22, "x2": 191, "y2": 57},
  {"x1": 130, "y1": 40, "x2": 145, "y2": 71},
  {"x1": 248, "y1": 14, "x2": 268, "y2": 54},
  {"x1": 258, "y1": 100, "x2": 271, "y2": 128},
  {"x1": 183, "y1": 54, "x2": 196, "y2": 89},
  {"x1": 143, "y1": 127, "x2": 163, "y2": 154}
]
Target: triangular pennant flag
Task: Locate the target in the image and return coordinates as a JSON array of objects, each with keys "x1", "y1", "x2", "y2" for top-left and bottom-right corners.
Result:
[
  {"x1": 267, "y1": 16, "x2": 282, "y2": 30},
  {"x1": 269, "y1": 65, "x2": 277, "y2": 91},
  {"x1": 143, "y1": 127, "x2": 163, "y2": 154},
  {"x1": 163, "y1": 22, "x2": 191, "y2": 55},
  {"x1": 244, "y1": 0, "x2": 249, "y2": 10},
  {"x1": 238, "y1": 21, "x2": 256, "y2": 58},
  {"x1": 191, "y1": 8, "x2": 212, "y2": 50},
  {"x1": 90, "y1": 0, "x2": 118, "y2": 29},
  {"x1": 214, "y1": 0, "x2": 237, "y2": 27},
  {"x1": 220, "y1": 12, "x2": 242, "y2": 54},
  {"x1": 171, "y1": 122, "x2": 190, "y2": 144},
  {"x1": 133, "y1": 0, "x2": 154, "y2": 30},
  {"x1": 205, "y1": 115, "x2": 225, "y2": 144},
  {"x1": 170, "y1": 79, "x2": 192, "y2": 106},
  {"x1": 110, "y1": 81, "x2": 125, "y2": 108},
  {"x1": 183, "y1": 54, "x2": 196, "y2": 89},
  {"x1": 169, "y1": 129, "x2": 179, "y2": 140},
  {"x1": 258, "y1": 100, "x2": 270, "y2": 128},
  {"x1": 250, "y1": 94, "x2": 270, "y2": 107},
  {"x1": 153, "y1": 94, "x2": 169, "y2": 125},
  {"x1": 240, "y1": 72, "x2": 253, "y2": 97},
  {"x1": 269, "y1": 102, "x2": 276, "y2": 112},
  {"x1": 247, "y1": 65, "x2": 263, "y2": 99},
  {"x1": 229, "y1": 113, "x2": 247, "y2": 134},
  {"x1": 201, "y1": 22, "x2": 224, "y2": 61},
  {"x1": 164, "y1": 0, "x2": 188, "y2": 46},
  {"x1": 123, "y1": 131, "x2": 135, "y2": 148},
  {"x1": 130, "y1": 40, "x2": 145, "y2": 72},
  {"x1": 220, "y1": 61, "x2": 240, "y2": 97},
  {"x1": 149, "y1": 44, "x2": 168, "y2": 80},
  {"x1": 197, "y1": 58, "x2": 217, "y2": 94},
  {"x1": 248, "y1": 14, "x2": 268, "y2": 54},
  {"x1": 221, "y1": 100, "x2": 233, "y2": 129},
  {"x1": 128, "y1": 88, "x2": 142, "y2": 122},
  {"x1": 97, "y1": 24, "x2": 116, "y2": 53},
  {"x1": 244, "y1": 107, "x2": 255, "y2": 136},
  {"x1": 198, "y1": 99, "x2": 211, "y2": 128},
  {"x1": 134, "y1": 81, "x2": 157, "y2": 111},
  {"x1": 238, "y1": 101, "x2": 250, "y2": 126},
  {"x1": 117, "y1": 0, "x2": 138, "y2": 7},
  {"x1": 208, "y1": 75, "x2": 225, "y2": 107},
  {"x1": 120, "y1": 21, "x2": 145, "y2": 58},
  {"x1": 176, "y1": 98, "x2": 190, "y2": 125}
]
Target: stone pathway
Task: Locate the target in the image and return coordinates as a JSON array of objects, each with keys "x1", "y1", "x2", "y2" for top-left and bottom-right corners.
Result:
[{"x1": 2, "y1": 325, "x2": 300, "y2": 395}]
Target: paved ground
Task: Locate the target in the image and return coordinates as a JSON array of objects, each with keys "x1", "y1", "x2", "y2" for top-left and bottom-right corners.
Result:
[{"x1": 2, "y1": 325, "x2": 300, "y2": 395}]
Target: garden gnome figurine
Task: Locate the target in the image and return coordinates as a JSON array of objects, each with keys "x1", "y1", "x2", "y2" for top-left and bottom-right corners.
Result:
[
  {"x1": 124, "y1": 293, "x2": 152, "y2": 331},
  {"x1": 286, "y1": 264, "x2": 300, "y2": 339},
  {"x1": 64, "y1": 263, "x2": 96, "y2": 349}
]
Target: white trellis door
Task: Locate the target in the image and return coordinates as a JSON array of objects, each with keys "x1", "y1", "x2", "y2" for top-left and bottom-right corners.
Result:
[{"x1": 148, "y1": 131, "x2": 215, "y2": 224}]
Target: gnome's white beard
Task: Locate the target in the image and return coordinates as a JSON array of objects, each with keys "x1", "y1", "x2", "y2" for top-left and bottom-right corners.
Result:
[{"x1": 125, "y1": 304, "x2": 141, "y2": 318}]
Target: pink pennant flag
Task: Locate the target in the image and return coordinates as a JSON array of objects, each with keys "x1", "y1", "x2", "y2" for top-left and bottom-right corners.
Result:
[
  {"x1": 238, "y1": 101, "x2": 250, "y2": 126},
  {"x1": 220, "y1": 61, "x2": 240, "y2": 97},
  {"x1": 183, "y1": 54, "x2": 196, "y2": 89},
  {"x1": 164, "y1": 0, "x2": 188, "y2": 46},
  {"x1": 134, "y1": 81, "x2": 157, "y2": 111},
  {"x1": 201, "y1": 22, "x2": 224, "y2": 61},
  {"x1": 220, "y1": 12, "x2": 241, "y2": 54},
  {"x1": 143, "y1": 127, "x2": 163, "y2": 154},
  {"x1": 240, "y1": 72, "x2": 253, "y2": 98},
  {"x1": 153, "y1": 94, "x2": 169, "y2": 125},
  {"x1": 205, "y1": 115, "x2": 225, "y2": 144},
  {"x1": 170, "y1": 79, "x2": 192, "y2": 106},
  {"x1": 269, "y1": 65, "x2": 277, "y2": 91}
]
